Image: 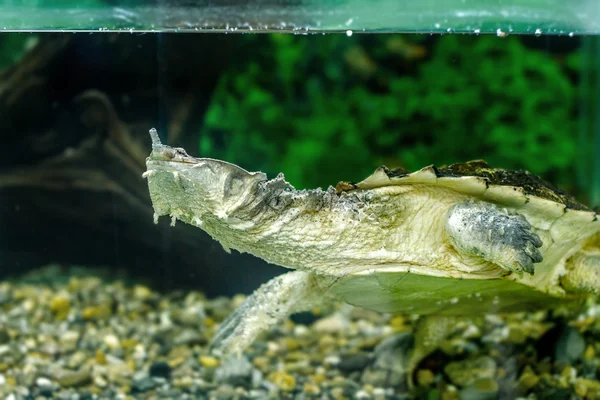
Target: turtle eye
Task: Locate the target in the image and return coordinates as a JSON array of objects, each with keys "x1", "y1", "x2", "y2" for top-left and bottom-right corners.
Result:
[
  {"x1": 174, "y1": 148, "x2": 189, "y2": 157},
  {"x1": 223, "y1": 172, "x2": 246, "y2": 199}
]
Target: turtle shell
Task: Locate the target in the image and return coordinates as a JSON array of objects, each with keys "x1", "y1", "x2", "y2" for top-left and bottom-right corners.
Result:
[
  {"x1": 330, "y1": 160, "x2": 600, "y2": 314},
  {"x1": 336, "y1": 160, "x2": 598, "y2": 236},
  {"x1": 329, "y1": 268, "x2": 573, "y2": 315}
]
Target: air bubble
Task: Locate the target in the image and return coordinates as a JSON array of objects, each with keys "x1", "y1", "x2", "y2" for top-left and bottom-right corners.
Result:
[{"x1": 346, "y1": 30, "x2": 353, "y2": 37}]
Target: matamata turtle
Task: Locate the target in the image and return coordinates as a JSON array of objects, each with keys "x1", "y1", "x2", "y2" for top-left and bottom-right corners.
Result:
[{"x1": 144, "y1": 129, "x2": 600, "y2": 380}]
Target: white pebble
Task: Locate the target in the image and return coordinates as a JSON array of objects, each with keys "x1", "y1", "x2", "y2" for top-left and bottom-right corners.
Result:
[
  {"x1": 314, "y1": 314, "x2": 350, "y2": 333},
  {"x1": 103, "y1": 334, "x2": 121, "y2": 351},
  {"x1": 356, "y1": 390, "x2": 371, "y2": 399},
  {"x1": 324, "y1": 355, "x2": 341, "y2": 365},
  {"x1": 36, "y1": 377, "x2": 53, "y2": 387},
  {"x1": 293, "y1": 325, "x2": 309, "y2": 337}
]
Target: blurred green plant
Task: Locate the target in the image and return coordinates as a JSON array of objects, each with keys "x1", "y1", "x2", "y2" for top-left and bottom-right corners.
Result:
[
  {"x1": 200, "y1": 34, "x2": 578, "y2": 193},
  {"x1": 0, "y1": 34, "x2": 38, "y2": 70}
]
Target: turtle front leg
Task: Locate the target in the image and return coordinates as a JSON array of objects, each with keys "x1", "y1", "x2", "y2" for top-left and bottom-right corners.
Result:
[
  {"x1": 445, "y1": 201, "x2": 543, "y2": 276},
  {"x1": 211, "y1": 271, "x2": 332, "y2": 355}
]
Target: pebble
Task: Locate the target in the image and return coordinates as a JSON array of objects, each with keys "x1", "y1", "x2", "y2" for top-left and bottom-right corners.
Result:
[
  {"x1": 267, "y1": 371, "x2": 296, "y2": 391},
  {"x1": 417, "y1": 369, "x2": 435, "y2": 387},
  {"x1": 1, "y1": 264, "x2": 598, "y2": 399},
  {"x1": 314, "y1": 313, "x2": 350, "y2": 333},
  {"x1": 0, "y1": 289, "x2": 12, "y2": 305},
  {"x1": 444, "y1": 356, "x2": 496, "y2": 387},
  {"x1": 174, "y1": 329, "x2": 206, "y2": 346},
  {"x1": 214, "y1": 356, "x2": 253, "y2": 387},
  {"x1": 555, "y1": 325, "x2": 585, "y2": 363},
  {"x1": 49, "y1": 295, "x2": 70, "y2": 319},
  {"x1": 103, "y1": 334, "x2": 121, "y2": 351},
  {"x1": 149, "y1": 361, "x2": 171, "y2": 379},
  {"x1": 338, "y1": 353, "x2": 371, "y2": 372},
  {"x1": 52, "y1": 366, "x2": 92, "y2": 387},
  {"x1": 361, "y1": 332, "x2": 412, "y2": 387},
  {"x1": 517, "y1": 365, "x2": 539, "y2": 390},
  {"x1": 200, "y1": 355, "x2": 220, "y2": 368},
  {"x1": 459, "y1": 377, "x2": 498, "y2": 400},
  {"x1": 131, "y1": 371, "x2": 155, "y2": 393}
]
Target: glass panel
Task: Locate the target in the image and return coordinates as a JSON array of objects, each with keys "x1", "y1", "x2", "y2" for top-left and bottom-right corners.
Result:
[{"x1": 0, "y1": 0, "x2": 598, "y2": 34}]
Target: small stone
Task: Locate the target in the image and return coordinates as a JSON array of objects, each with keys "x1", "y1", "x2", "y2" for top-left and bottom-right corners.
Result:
[
  {"x1": 132, "y1": 371, "x2": 155, "y2": 393},
  {"x1": 59, "y1": 331, "x2": 80, "y2": 351},
  {"x1": 53, "y1": 366, "x2": 92, "y2": 387},
  {"x1": 94, "y1": 376, "x2": 108, "y2": 388},
  {"x1": 389, "y1": 315, "x2": 406, "y2": 330},
  {"x1": 584, "y1": 345, "x2": 596, "y2": 360},
  {"x1": 325, "y1": 355, "x2": 341, "y2": 366},
  {"x1": 294, "y1": 325, "x2": 309, "y2": 336},
  {"x1": 574, "y1": 379, "x2": 588, "y2": 398},
  {"x1": 442, "y1": 385, "x2": 459, "y2": 400},
  {"x1": 95, "y1": 350, "x2": 107, "y2": 365},
  {"x1": 560, "y1": 365, "x2": 576, "y2": 383},
  {"x1": 356, "y1": 390, "x2": 370, "y2": 399},
  {"x1": 267, "y1": 371, "x2": 296, "y2": 391},
  {"x1": 133, "y1": 285, "x2": 153, "y2": 300},
  {"x1": 338, "y1": 353, "x2": 371, "y2": 372},
  {"x1": 103, "y1": 334, "x2": 121, "y2": 351},
  {"x1": 0, "y1": 289, "x2": 12, "y2": 305},
  {"x1": 361, "y1": 333, "x2": 412, "y2": 387},
  {"x1": 174, "y1": 329, "x2": 207, "y2": 346},
  {"x1": 517, "y1": 366, "x2": 539, "y2": 391},
  {"x1": 149, "y1": 361, "x2": 171, "y2": 379},
  {"x1": 172, "y1": 304, "x2": 206, "y2": 326},
  {"x1": 459, "y1": 377, "x2": 498, "y2": 400},
  {"x1": 0, "y1": 330, "x2": 10, "y2": 345},
  {"x1": 49, "y1": 295, "x2": 70, "y2": 320},
  {"x1": 303, "y1": 382, "x2": 321, "y2": 395},
  {"x1": 555, "y1": 325, "x2": 585, "y2": 363},
  {"x1": 330, "y1": 387, "x2": 345, "y2": 399},
  {"x1": 36, "y1": 377, "x2": 54, "y2": 397},
  {"x1": 214, "y1": 356, "x2": 253, "y2": 387},
  {"x1": 445, "y1": 356, "x2": 496, "y2": 387},
  {"x1": 314, "y1": 313, "x2": 350, "y2": 333},
  {"x1": 82, "y1": 304, "x2": 112, "y2": 320},
  {"x1": 280, "y1": 337, "x2": 300, "y2": 351},
  {"x1": 417, "y1": 369, "x2": 435, "y2": 387},
  {"x1": 199, "y1": 355, "x2": 220, "y2": 368},
  {"x1": 576, "y1": 378, "x2": 600, "y2": 398},
  {"x1": 174, "y1": 376, "x2": 194, "y2": 389},
  {"x1": 36, "y1": 377, "x2": 53, "y2": 387}
]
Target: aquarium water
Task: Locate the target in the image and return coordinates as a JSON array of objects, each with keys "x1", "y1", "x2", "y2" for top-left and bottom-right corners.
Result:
[{"x1": 0, "y1": 1, "x2": 599, "y2": 399}]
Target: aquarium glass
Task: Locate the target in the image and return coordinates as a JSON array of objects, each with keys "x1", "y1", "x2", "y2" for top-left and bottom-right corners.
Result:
[{"x1": 0, "y1": 0, "x2": 599, "y2": 34}]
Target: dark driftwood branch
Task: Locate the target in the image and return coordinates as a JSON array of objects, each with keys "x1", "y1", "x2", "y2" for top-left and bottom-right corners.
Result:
[{"x1": 0, "y1": 34, "x2": 280, "y2": 294}]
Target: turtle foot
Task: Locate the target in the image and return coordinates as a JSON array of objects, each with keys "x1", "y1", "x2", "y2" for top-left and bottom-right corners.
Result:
[
  {"x1": 211, "y1": 271, "x2": 328, "y2": 355},
  {"x1": 445, "y1": 201, "x2": 543, "y2": 277}
]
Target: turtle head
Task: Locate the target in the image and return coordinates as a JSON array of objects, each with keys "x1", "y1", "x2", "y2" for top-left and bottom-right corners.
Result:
[{"x1": 144, "y1": 129, "x2": 267, "y2": 226}]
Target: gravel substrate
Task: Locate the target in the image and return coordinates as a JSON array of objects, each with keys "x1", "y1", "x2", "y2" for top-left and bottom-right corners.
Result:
[{"x1": 0, "y1": 265, "x2": 599, "y2": 399}]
